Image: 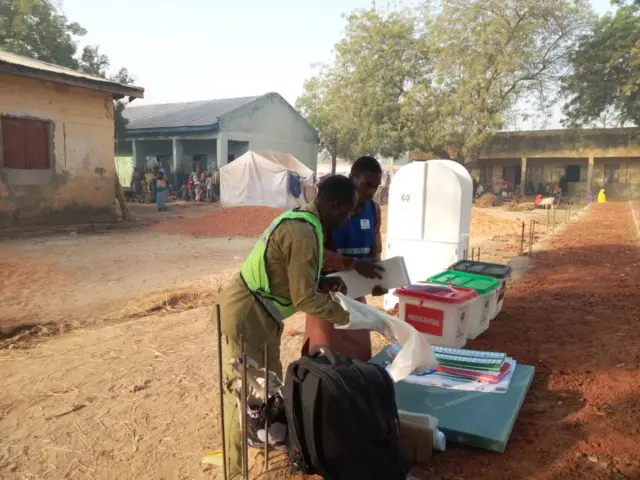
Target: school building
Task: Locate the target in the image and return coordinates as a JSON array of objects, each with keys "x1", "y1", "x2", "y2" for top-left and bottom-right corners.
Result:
[{"x1": 472, "y1": 127, "x2": 640, "y2": 199}]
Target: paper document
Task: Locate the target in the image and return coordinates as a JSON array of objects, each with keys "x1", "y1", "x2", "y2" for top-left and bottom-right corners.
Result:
[
  {"x1": 398, "y1": 358, "x2": 517, "y2": 393},
  {"x1": 328, "y1": 256, "x2": 410, "y2": 299}
]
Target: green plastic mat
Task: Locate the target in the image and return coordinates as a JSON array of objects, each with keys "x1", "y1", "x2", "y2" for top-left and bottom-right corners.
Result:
[
  {"x1": 427, "y1": 270, "x2": 501, "y2": 295},
  {"x1": 371, "y1": 346, "x2": 534, "y2": 452}
]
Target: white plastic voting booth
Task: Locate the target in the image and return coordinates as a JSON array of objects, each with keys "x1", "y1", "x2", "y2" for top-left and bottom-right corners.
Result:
[{"x1": 383, "y1": 160, "x2": 473, "y2": 310}]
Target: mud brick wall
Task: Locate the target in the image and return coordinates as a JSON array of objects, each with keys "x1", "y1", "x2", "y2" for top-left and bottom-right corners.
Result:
[{"x1": 0, "y1": 73, "x2": 117, "y2": 227}]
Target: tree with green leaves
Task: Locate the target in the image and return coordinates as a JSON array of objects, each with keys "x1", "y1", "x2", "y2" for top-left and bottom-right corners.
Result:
[
  {"x1": 297, "y1": 7, "x2": 430, "y2": 167},
  {"x1": 0, "y1": 0, "x2": 134, "y2": 140},
  {"x1": 423, "y1": 0, "x2": 595, "y2": 160},
  {"x1": 296, "y1": 67, "x2": 358, "y2": 174},
  {"x1": 331, "y1": 7, "x2": 431, "y2": 160},
  {"x1": 0, "y1": 0, "x2": 85, "y2": 67},
  {"x1": 562, "y1": 0, "x2": 640, "y2": 126},
  {"x1": 78, "y1": 46, "x2": 134, "y2": 141}
]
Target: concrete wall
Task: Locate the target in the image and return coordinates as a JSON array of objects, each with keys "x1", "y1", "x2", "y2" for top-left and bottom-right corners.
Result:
[
  {"x1": 228, "y1": 140, "x2": 249, "y2": 161},
  {"x1": 480, "y1": 128, "x2": 640, "y2": 159},
  {"x1": 0, "y1": 73, "x2": 116, "y2": 227},
  {"x1": 474, "y1": 129, "x2": 640, "y2": 199},
  {"x1": 220, "y1": 93, "x2": 319, "y2": 171},
  {"x1": 592, "y1": 158, "x2": 640, "y2": 198},
  {"x1": 474, "y1": 157, "x2": 640, "y2": 199},
  {"x1": 115, "y1": 156, "x2": 134, "y2": 187}
]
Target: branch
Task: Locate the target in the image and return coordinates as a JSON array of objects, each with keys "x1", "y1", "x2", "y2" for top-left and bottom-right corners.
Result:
[{"x1": 501, "y1": 24, "x2": 580, "y2": 101}]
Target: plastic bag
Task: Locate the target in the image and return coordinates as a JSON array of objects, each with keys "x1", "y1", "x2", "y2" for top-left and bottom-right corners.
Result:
[
  {"x1": 330, "y1": 292, "x2": 438, "y2": 382},
  {"x1": 229, "y1": 358, "x2": 288, "y2": 450}
]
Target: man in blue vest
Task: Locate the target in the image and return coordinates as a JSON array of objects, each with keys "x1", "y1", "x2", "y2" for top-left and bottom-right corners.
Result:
[
  {"x1": 303, "y1": 156, "x2": 386, "y2": 362},
  {"x1": 214, "y1": 175, "x2": 358, "y2": 479}
]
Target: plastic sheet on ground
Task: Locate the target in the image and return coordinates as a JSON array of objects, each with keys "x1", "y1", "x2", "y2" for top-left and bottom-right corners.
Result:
[{"x1": 331, "y1": 292, "x2": 438, "y2": 382}]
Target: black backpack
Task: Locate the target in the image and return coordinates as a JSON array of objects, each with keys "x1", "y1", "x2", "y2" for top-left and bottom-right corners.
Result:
[{"x1": 284, "y1": 346, "x2": 409, "y2": 480}]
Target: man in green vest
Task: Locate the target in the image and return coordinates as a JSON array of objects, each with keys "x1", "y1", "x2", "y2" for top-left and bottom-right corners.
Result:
[{"x1": 215, "y1": 175, "x2": 358, "y2": 479}]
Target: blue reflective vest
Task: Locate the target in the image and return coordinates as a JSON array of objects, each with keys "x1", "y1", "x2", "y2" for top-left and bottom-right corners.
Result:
[{"x1": 330, "y1": 200, "x2": 377, "y2": 259}]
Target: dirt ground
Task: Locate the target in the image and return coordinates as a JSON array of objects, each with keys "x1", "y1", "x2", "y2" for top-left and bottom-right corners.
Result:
[
  {"x1": 1, "y1": 200, "x2": 619, "y2": 480},
  {"x1": 0, "y1": 231, "x2": 255, "y2": 335},
  {"x1": 0, "y1": 203, "x2": 553, "y2": 336}
]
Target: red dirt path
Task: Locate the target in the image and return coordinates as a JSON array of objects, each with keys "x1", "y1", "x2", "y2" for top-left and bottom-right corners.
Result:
[
  {"x1": 423, "y1": 203, "x2": 640, "y2": 479},
  {"x1": 150, "y1": 206, "x2": 283, "y2": 237}
]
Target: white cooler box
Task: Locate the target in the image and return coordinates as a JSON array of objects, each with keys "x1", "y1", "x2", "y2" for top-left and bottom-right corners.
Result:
[
  {"x1": 426, "y1": 271, "x2": 501, "y2": 340},
  {"x1": 394, "y1": 283, "x2": 478, "y2": 348},
  {"x1": 446, "y1": 260, "x2": 512, "y2": 321}
]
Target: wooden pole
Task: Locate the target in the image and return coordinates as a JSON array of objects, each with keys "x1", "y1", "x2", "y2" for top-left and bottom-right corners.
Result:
[
  {"x1": 520, "y1": 221, "x2": 525, "y2": 255},
  {"x1": 115, "y1": 173, "x2": 134, "y2": 222},
  {"x1": 528, "y1": 220, "x2": 535, "y2": 255},
  {"x1": 532, "y1": 221, "x2": 536, "y2": 250},
  {"x1": 547, "y1": 209, "x2": 550, "y2": 235}
]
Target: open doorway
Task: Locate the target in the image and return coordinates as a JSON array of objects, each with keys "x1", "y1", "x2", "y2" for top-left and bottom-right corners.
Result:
[
  {"x1": 192, "y1": 155, "x2": 207, "y2": 174},
  {"x1": 502, "y1": 165, "x2": 521, "y2": 191},
  {"x1": 565, "y1": 165, "x2": 581, "y2": 182}
]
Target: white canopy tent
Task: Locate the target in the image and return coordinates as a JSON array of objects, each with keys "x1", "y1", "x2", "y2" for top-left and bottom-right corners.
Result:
[{"x1": 220, "y1": 150, "x2": 315, "y2": 209}]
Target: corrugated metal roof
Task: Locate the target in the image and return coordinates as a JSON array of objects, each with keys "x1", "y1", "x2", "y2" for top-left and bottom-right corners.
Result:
[
  {"x1": 0, "y1": 50, "x2": 144, "y2": 98},
  {"x1": 123, "y1": 96, "x2": 261, "y2": 130}
]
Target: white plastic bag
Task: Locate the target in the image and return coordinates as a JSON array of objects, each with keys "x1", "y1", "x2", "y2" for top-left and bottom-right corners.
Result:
[
  {"x1": 229, "y1": 358, "x2": 288, "y2": 450},
  {"x1": 330, "y1": 292, "x2": 438, "y2": 382}
]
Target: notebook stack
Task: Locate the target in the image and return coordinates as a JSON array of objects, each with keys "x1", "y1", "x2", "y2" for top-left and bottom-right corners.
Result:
[{"x1": 432, "y1": 346, "x2": 513, "y2": 385}]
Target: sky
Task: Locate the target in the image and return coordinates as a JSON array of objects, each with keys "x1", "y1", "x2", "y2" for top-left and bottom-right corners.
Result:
[{"x1": 62, "y1": 0, "x2": 615, "y2": 128}]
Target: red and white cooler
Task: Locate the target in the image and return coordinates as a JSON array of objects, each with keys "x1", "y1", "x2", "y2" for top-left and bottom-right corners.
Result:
[{"x1": 394, "y1": 283, "x2": 478, "y2": 348}]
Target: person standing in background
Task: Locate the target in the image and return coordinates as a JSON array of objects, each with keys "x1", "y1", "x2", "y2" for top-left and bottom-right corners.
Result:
[
  {"x1": 187, "y1": 174, "x2": 193, "y2": 202},
  {"x1": 154, "y1": 169, "x2": 169, "y2": 211},
  {"x1": 302, "y1": 156, "x2": 387, "y2": 362},
  {"x1": 205, "y1": 173, "x2": 214, "y2": 203},
  {"x1": 193, "y1": 172, "x2": 202, "y2": 202},
  {"x1": 212, "y1": 167, "x2": 220, "y2": 202}
]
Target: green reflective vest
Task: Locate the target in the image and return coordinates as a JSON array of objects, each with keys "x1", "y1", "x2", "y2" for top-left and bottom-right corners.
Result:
[{"x1": 240, "y1": 210, "x2": 324, "y2": 320}]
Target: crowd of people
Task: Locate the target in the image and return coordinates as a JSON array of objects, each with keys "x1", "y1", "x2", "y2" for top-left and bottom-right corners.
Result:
[
  {"x1": 129, "y1": 166, "x2": 221, "y2": 211},
  {"x1": 472, "y1": 175, "x2": 570, "y2": 201},
  {"x1": 177, "y1": 170, "x2": 220, "y2": 203}
]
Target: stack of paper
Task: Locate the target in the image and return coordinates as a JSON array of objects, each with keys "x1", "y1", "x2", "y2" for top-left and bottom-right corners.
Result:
[
  {"x1": 327, "y1": 256, "x2": 410, "y2": 299},
  {"x1": 388, "y1": 345, "x2": 517, "y2": 394},
  {"x1": 432, "y1": 347, "x2": 510, "y2": 384}
]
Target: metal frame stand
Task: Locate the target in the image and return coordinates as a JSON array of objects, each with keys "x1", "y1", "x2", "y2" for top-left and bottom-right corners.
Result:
[
  {"x1": 215, "y1": 305, "x2": 229, "y2": 480},
  {"x1": 240, "y1": 336, "x2": 249, "y2": 478},
  {"x1": 263, "y1": 348, "x2": 270, "y2": 471},
  {"x1": 216, "y1": 306, "x2": 271, "y2": 480}
]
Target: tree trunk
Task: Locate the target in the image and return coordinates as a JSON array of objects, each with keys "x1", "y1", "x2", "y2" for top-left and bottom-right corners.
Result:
[
  {"x1": 330, "y1": 151, "x2": 337, "y2": 175},
  {"x1": 115, "y1": 173, "x2": 134, "y2": 222}
]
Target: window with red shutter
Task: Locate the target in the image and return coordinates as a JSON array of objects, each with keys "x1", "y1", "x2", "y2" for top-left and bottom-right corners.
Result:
[
  {"x1": 1, "y1": 116, "x2": 51, "y2": 170},
  {"x1": 1, "y1": 117, "x2": 27, "y2": 169}
]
